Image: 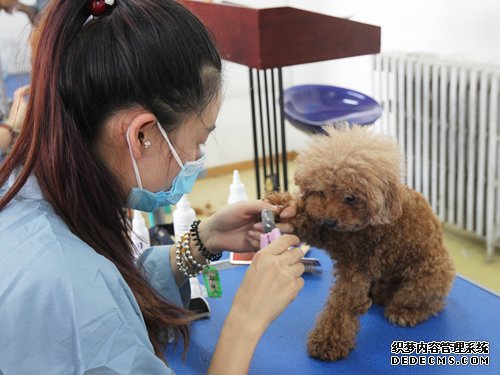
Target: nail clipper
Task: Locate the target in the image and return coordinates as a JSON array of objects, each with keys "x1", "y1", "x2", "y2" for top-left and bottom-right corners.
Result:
[{"x1": 260, "y1": 209, "x2": 282, "y2": 248}]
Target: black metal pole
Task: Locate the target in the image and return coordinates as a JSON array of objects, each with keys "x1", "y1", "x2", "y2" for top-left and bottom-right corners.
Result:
[
  {"x1": 271, "y1": 68, "x2": 280, "y2": 190},
  {"x1": 278, "y1": 68, "x2": 288, "y2": 191},
  {"x1": 257, "y1": 69, "x2": 267, "y2": 185},
  {"x1": 249, "y1": 68, "x2": 261, "y2": 199},
  {"x1": 264, "y1": 69, "x2": 274, "y2": 176}
]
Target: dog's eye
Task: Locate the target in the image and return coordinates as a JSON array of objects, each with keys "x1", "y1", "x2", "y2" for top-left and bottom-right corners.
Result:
[
  {"x1": 317, "y1": 191, "x2": 327, "y2": 199},
  {"x1": 344, "y1": 195, "x2": 356, "y2": 204}
]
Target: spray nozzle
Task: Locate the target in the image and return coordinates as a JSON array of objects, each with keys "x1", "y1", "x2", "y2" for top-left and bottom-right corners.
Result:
[
  {"x1": 232, "y1": 170, "x2": 241, "y2": 184},
  {"x1": 177, "y1": 194, "x2": 190, "y2": 208},
  {"x1": 228, "y1": 169, "x2": 249, "y2": 204}
]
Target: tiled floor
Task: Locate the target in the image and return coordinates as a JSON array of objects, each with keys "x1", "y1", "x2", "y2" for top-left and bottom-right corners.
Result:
[{"x1": 186, "y1": 164, "x2": 500, "y2": 295}]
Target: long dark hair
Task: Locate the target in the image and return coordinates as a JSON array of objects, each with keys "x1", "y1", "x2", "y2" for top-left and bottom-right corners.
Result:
[{"x1": 0, "y1": 0, "x2": 221, "y2": 359}]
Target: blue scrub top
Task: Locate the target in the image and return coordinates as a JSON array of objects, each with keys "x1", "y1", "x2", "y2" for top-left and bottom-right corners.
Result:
[{"x1": 0, "y1": 173, "x2": 190, "y2": 374}]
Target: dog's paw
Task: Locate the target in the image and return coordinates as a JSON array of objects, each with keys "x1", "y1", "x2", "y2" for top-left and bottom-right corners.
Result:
[
  {"x1": 385, "y1": 300, "x2": 445, "y2": 327},
  {"x1": 385, "y1": 306, "x2": 435, "y2": 327},
  {"x1": 307, "y1": 328, "x2": 354, "y2": 361},
  {"x1": 354, "y1": 298, "x2": 372, "y2": 315},
  {"x1": 264, "y1": 191, "x2": 295, "y2": 208}
]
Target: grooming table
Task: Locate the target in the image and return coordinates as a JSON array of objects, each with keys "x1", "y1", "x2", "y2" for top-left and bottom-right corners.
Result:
[{"x1": 166, "y1": 248, "x2": 499, "y2": 374}]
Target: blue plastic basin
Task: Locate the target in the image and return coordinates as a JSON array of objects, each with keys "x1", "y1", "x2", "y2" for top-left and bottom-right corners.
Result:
[{"x1": 283, "y1": 84, "x2": 383, "y2": 134}]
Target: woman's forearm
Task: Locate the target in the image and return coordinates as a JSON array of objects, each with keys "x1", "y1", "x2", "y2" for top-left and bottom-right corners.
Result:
[
  {"x1": 169, "y1": 233, "x2": 211, "y2": 288},
  {"x1": 168, "y1": 241, "x2": 264, "y2": 375},
  {"x1": 0, "y1": 126, "x2": 13, "y2": 154},
  {"x1": 208, "y1": 309, "x2": 263, "y2": 375},
  {"x1": 169, "y1": 243, "x2": 189, "y2": 287}
]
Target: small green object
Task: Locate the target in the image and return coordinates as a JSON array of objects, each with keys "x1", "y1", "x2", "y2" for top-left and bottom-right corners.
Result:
[{"x1": 202, "y1": 266, "x2": 222, "y2": 298}]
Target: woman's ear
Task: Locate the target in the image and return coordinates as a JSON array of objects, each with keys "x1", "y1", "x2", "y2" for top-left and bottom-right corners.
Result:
[{"x1": 126, "y1": 113, "x2": 157, "y2": 160}]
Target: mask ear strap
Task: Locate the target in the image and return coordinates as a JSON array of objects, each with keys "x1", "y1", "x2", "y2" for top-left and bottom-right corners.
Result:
[
  {"x1": 156, "y1": 121, "x2": 184, "y2": 168},
  {"x1": 126, "y1": 126, "x2": 144, "y2": 189}
]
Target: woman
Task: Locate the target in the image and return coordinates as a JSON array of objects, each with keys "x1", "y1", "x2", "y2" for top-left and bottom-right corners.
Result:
[
  {"x1": 0, "y1": 85, "x2": 29, "y2": 160},
  {"x1": 0, "y1": 0, "x2": 305, "y2": 374}
]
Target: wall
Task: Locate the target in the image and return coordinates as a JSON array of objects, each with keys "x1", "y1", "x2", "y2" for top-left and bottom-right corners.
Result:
[
  {"x1": 2, "y1": 0, "x2": 500, "y2": 167},
  {"x1": 287, "y1": 0, "x2": 500, "y2": 102},
  {"x1": 203, "y1": 0, "x2": 305, "y2": 168},
  {"x1": 0, "y1": 4, "x2": 33, "y2": 74},
  {"x1": 206, "y1": 0, "x2": 500, "y2": 167}
]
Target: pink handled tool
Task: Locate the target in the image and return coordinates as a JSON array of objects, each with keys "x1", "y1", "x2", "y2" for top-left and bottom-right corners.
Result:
[{"x1": 260, "y1": 209, "x2": 282, "y2": 248}]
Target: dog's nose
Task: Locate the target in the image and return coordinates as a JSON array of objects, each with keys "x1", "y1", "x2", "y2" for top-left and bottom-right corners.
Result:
[{"x1": 322, "y1": 219, "x2": 337, "y2": 228}]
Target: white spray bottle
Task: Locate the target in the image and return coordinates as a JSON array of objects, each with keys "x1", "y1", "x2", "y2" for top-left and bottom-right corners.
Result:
[
  {"x1": 131, "y1": 210, "x2": 151, "y2": 258},
  {"x1": 227, "y1": 169, "x2": 249, "y2": 205},
  {"x1": 173, "y1": 195, "x2": 196, "y2": 241}
]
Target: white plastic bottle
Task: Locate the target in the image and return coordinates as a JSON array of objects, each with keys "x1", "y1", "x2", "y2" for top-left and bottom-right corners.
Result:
[
  {"x1": 131, "y1": 210, "x2": 151, "y2": 258},
  {"x1": 228, "y1": 170, "x2": 251, "y2": 264},
  {"x1": 173, "y1": 195, "x2": 196, "y2": 241},
  {"x1": 227, "y1": 169, "x2": 249, "y2": 205}
]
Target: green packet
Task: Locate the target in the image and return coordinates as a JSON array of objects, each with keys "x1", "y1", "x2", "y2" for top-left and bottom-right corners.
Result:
[{"x1": 202, "y1": 265, "x2": 222, "y2": 298}]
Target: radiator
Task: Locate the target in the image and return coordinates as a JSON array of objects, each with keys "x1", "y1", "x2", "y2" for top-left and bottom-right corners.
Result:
[{"x1": 373, "y1": 52, "x2": 500, "y2": 261}]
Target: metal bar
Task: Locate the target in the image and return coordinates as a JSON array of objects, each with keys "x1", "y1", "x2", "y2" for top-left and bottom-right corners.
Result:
[
  {"x1": 389, "y1": 56, "x2": 397, "y2": 138},
  {"x1": 397, "y1": 59, "x2": 406, "y2": 158},
  {"x1": 414, "y1": 60, "x2": 422, "y2": 193},
  {"x1": 431, "y1": 65, "x2": 439, "y2": 213},
  {"x1": 457, "y1": 67, "x2": 467, "y2": 227},
  {"x1": 448, "y1": 65, "x2": 458, "y2": 224},
  {"x1": 405, "y1": 60, "x2": 414, "y2": 188},
  {"x1": 249, "y1": 68, "x2": 261, "y2": 199},
  {"x1": 466, "y1": 70, "x2": 478, "y2": 232},
  {"x1": 486, "y1": 73, "x2": 498, "y2": 261},
  {"x1": 382, "y1": 55, "x2": 390, "y2": 134},
  {"x1": 373, "y1": 55, "x2": 383, "y2": 133},
  {"x1": 476, "y1": 71, "x2": 488, "y2": 236},
  {"x1": 278, "y1": 68, "x2": 288, "y2": 191},
  {"x1": 422, "y1": 62, "x2": 431, "y2": 201},
  {"x1": 257, "y1": 69, "x2": 268, "y2": 185},
  {"x1": 438, "y1": 65, "x2": 448, "y2": 221},
  {"x1": 264, "y1": 69, "x2": 274, "y2": 176},
  {"x1": 271, "y1": 69, "x2": 280, "y2": 189}
]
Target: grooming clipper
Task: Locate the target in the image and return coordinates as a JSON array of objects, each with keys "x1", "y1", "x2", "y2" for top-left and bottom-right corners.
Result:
[{"x1": 260, "y1": 209, "x2": 282, "y2": 248}]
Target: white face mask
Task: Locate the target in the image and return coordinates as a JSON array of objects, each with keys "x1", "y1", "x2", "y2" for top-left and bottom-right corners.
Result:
[{"x1": 125, "y1": 121, "x2": 206, "y2": 212}]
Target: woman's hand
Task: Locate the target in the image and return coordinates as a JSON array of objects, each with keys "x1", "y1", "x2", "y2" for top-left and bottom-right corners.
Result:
[
  {"x1": 231, "y1": 234, "x2": 305, "y2": 332},
  {"x1": 6, "y1": 85, "x2": 30, "y2": 132},
  {"x1": 208, "y1": 234, "x2": 305, "y2": 375},
  {"x1": 198, "y1": 199, "x2": 299, "y2": 254}
]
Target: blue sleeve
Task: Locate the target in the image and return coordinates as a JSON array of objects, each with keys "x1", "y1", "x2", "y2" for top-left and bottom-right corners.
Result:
[
  {"x1": 139, "y1": 245, "x2": 191, "y2": 308},
  {"x1": 0, "y1": 243, "x2": 177, "y2": 374},
  {"x1": 0, "y1": 177, "x2": 182, "y2": 374}
]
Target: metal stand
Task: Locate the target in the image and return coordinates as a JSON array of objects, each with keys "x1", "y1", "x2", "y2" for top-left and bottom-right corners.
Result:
[{"x1": 249, "y1": 67, "x2": 288, "y2": 198}]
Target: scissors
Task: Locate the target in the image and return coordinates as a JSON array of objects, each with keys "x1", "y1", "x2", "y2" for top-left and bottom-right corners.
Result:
[{"x1": 260, "y1": 209, "x2": 282, "y2": 248}]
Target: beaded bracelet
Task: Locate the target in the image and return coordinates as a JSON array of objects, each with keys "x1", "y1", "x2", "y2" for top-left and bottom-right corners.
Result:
[
  {"x1": 190, "y1": 220, "x2": 222, "y2": 262},
  {"x1": 175, "y1": 231, "x2": 209, "y2": 278}
]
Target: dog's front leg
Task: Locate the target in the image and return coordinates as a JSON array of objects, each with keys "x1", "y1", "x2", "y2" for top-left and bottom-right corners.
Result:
[{"x1": 307, "y1": 273, "x2": 372, "y2": 361}]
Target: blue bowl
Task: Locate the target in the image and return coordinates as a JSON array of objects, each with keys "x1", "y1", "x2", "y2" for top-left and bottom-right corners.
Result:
[{"x1": 283, "y1": 84, "x2": 383, "y2": 134}]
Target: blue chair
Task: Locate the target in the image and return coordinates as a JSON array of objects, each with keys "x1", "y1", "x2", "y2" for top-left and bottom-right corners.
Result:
[{"x1": 283, "y1": 84, "x2": 383, "y2": 134}]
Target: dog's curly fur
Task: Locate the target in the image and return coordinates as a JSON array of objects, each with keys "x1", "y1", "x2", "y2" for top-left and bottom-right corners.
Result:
[{"x1": 267, "y1": 125, "x2": 455, "y2": 362}]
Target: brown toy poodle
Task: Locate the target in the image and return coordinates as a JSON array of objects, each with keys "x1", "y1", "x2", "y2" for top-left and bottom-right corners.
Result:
[{"x1": 267, "y1": 125, "x2": 455, "y2": 361}]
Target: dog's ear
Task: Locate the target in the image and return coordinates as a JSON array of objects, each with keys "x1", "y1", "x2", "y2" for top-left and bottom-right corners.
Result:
[{"x1": 378, "y1": 180, "x2": 403, "y2": 224}]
